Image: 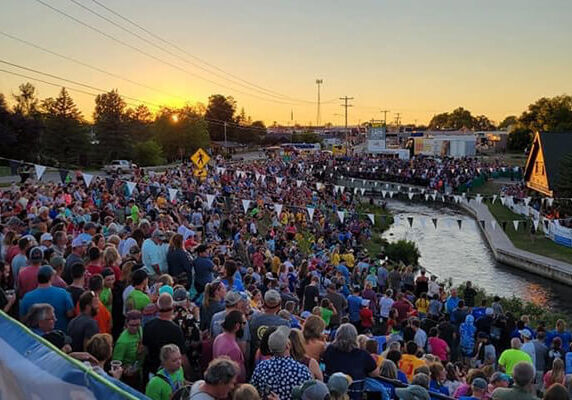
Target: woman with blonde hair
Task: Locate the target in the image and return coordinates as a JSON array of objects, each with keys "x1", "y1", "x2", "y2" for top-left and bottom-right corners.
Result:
[
  {"x1": 86, "y1": 333, "x2": 123, "y2": 380},
  {"x1": 103, "y1": 246, "x2": 121, "y2": 280},
  {"x1": 200, "y1": 280, "x2": 226, "y2": 332},
  {"x1": 289, "y1": 328, "x2": 323, "y2": 381},
  {"x1": 544, "y1": 358, "x2": 566, "y2": 390}
]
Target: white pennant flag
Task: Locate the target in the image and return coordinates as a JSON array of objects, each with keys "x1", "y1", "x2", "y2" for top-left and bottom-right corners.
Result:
[
  {"x1": 242, "y1": 199, "x2": 251, "y2": 213},
  {"x1": 374, "y1": 182, "x2": 378, "y2": 186},
  {"x1": 235, "y1": 170, "x2": 242, "y2": 177},
  {"x1": 431, "y1": 194, "x2": 437, "y2": 201},
  {"x1": 385, "y1": 168, "x2": 389, "y2": 173},
  {"x1": 337, "y1": 210, "x2": 345, "y2": 224},
  {"x1": 126, "y1": 181, "x2": 136, "y2": 195},
  {"x1": 334, "y1": 166, "x2": 338, "y2": 171},
  {"x1": 206, "y1": 194, "x2": 216, "y2": 208},
  {"x1": 547, "y1": 198, "x2": 554, "y2": 207},
  {"x1": 491, "y1": 220, "x2": 497, "y2": 230},
  {"x1": 307, "y1": 207, "x2": 315, "y2": 221},
  {"x1": 367, "y1": 213, "x2": 375, "y2": 224},
  {"x1": 334, "y1": 185, "x2": 340, "y2": 194},
  {"x1": 382, "y1": 190, "x2": 387, "y2": 198},
  {"x1": 261, "y1": 175, "x2": 266, "y2": 182},
  {"x1": 412, "y1": 169, "x2": 416, "y2": 174},
  {"x1": 255, "y1": 172, "x2": 261, "y2": 181},
  {"x1": 512, "y1": 220, "x2": 520, "y2": 231},
  {"x1": 533, "y1": 219, "x2": 540, "y2": 232},
  {"x1": 397, "y1": 185, "x2": 401, "y2": 192},
  {"x1": 316, "y1": 183, "x2": 324, "y2": 190},
  {"x1": 34, "y1": 164, "x2": 46, "y2": 180},
  {"x1": 500, "y1": 197, "x2": 506, "y2": 206},
  {"x1": 524, "y1": 197, "x2": 531, "y2": 206},
  {"x1": 276, "y1": 177, "x2": 283, "y2": 185},
  {"x1": 477, "y1": 168, "x2": 481, "y2": 174},
  {"x1": 82, "y1": 172, "x2": 94, "y2": 187},
  {"x1": 476, "y1": 194, "x2": 483, "y2": 204},
  {"x1": 216, "y1": 167, "x2": 225, "y2": 175},
  {"x1": 454, "y1": 195, "x2": 460, "y2": 204},
  {"x1": 296, "y1": 180, "x2": 303, "y2": 187},
  {"x1": 492, "y1": 195, "x2": 498, "y2": 204},
  {"x1": 408, "y1": 192, "x2": 414, "y2": 200},
  {"x1": 398, "y1": 169, "x2": 402, "y2": 174},
  {"x1": 339, "y1": 186, "x2": 345, "y2": 193},
  {"x1": 329, "y1": 173, "x2": 333, "y2": 178},
  {"x1": 389, "y1": 191, "x2": 395, "y2": 198},
  {"x1": 274, "y1": 203, "x2": 283, "y2": 217},
  {"x1": 353, "y1": 187, "x2": 358, "y2": 194},
  {"x1": 425, "y1": 194, "x2": 429, "y2": 201},
  {"x1": 360, "y1": 188, "x2": 365, "y2": 195},
  {"x1": 168, "y1": 188, "x2": 178, "y2": 202},
  {"x1": 351, "y1": 178, "x2": 355, "y2": 183}
]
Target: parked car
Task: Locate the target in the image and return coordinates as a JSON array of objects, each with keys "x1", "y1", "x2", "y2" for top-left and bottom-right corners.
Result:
[{"x1": 103, "y1": 160, "x2": 137, "y2": 174}]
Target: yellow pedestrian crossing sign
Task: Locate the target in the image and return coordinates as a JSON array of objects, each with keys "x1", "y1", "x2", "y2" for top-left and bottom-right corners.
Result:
[{"x1": 191, "y1": 148, "x2": 210, "y2": 169}]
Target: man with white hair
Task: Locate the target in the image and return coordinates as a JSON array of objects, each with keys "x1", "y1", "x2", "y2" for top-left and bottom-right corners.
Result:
[{"x1": 498, "y1": 337, "x2": 533, "y2": 377}]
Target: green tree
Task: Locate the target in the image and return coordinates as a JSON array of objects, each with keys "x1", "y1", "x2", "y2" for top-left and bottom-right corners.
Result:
[
  {"x1": 499, "y1": 115, "x2": 517, "y2": 130},
  {"x1": 42, "y1": 88, "x2": 89, "y2": 166},
  {"x1": 507, "y1": 127, "x2": 532, "y2": 151},
  {"x1": 205, "y1": 94, "x2": 236, "y2": 141},
  {"x1": 519, "y1": 95, "x2": 572, "y2": 133},
  {"x1": 11, "y1": 83, "x2": 43, "y2": 161},
  {"x1": 448, "y1": 107, "x2": 476, "y2": 130},
  {"x1": 557, "y1": 153, "x2": 572, "y2": 198},
  {"x1": 93, "y1": 90, "x2": 130, "y2": 162},
  {"x1": 428, "y1": 112, "x2": 450, "y2": 130},
  {"x1": 292, "y1": 131, "x2": 321, "y2": 144},
  {"x1": 133, "y1": 140, "x2": 165, "y2": 166},
  {"x1": 125, "y1": 104, "x2": 154, "y2": 143},
  {"x1": 474, "y1": 115, "x2": 496, "y2": 130},
  {"x1": 0, "y1": 94, "x2": 17, "y2": 157},
  {"x1": 153, "y1": 106, "x2": 209, "y2": 162}
]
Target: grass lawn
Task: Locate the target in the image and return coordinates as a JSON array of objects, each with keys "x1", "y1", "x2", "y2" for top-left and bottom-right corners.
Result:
[
  {"x1": 471, "y1": 180, "x2": 504, "y2": 196},
  {"x1": 357, "y1": 203, "x2": 393, "y2": 255},
  {"x1": 477, "y1": 152, "x2": 528, "y2": 168},
  {"x1": 486, "y1": 202, "x2": 572, "y2": 263},
  {"x1": 0, "y1": 166, "x2": 11, "y2": 177}
]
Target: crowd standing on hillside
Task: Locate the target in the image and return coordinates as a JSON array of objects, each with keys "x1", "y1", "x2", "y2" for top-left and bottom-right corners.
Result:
[{"x1": 1, "y1": 153, "x2": 570, "y2": 400}]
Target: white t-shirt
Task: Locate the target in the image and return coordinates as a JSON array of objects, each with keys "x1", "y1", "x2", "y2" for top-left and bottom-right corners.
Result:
[
  {"x1": 379, "y1": 296, "x2": 394, "y2": 318},
  {"x1": 190, "y1": 381, "x2": 216, "y2": 400}
]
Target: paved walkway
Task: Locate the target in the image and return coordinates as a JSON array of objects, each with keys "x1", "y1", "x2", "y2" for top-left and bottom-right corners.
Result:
[{"x1": 463, "y1": 200, "x2": 572, "y2": 274}]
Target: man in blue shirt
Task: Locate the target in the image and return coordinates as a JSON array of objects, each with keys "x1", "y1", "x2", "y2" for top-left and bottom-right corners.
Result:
[
  {"x1": 546, "y1": 319, "x2": 572, "y2": 352},
  {"x1": 347, "y1": 286, "x2": 363, "y2": 325},
  {"x1": 20, "y1": 266, "x2": 74, "y2": 332},
  {"x1": 445, "y1": 288, "x2": 460, "y2": 315},
  {"x1": 193, "y1": 244, "x2": 214, "y2": 294}
]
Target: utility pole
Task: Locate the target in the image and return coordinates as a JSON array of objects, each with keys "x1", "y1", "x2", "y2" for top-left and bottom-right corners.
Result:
[
  {"x1": 316, "y1": 79, "x2": 323, "y2": 126},
  {"x1": 395, "y1": 113, "x2": 401, "y2": 130},
  {"x1": 380, "y1": 110, "x2": 390, "y2": 125},
  {"x1": 339, "y1": 96, "x2": 354, "y2": 155},
  {"x1": 224, "y1": 122, "x2": 228, "y2": 154}
]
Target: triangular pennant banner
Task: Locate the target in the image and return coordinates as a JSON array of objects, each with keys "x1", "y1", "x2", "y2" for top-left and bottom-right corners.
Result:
[
  {"x1": 242, "y1": 199, "x2": 251, "y2": 213},
  {"x1": 476, "y1": 194, "x2": 483, "y2": 204},
  {"x1": 274, "y1": 203, "x2": 283, "y2": 217},
  {"x1": 307, "y1": 207, "x2": 315, "y2": 222},
  {"x1": 425, "y1": 194, "x2": 429, "y2": 201},
  {"x1": 316, "y1": 183, "x2": 324, "y2": 191},
  {"x1": 255, "y1": 172, "x2": 261, "y2": 181},
  {"x1": 367, "y1": 214, "x2": 375, "y2": 224},
  {"x1": 216, "y1": 167, "x2": 225, "y2": 175},
  {"x1": 339, "y1": 186, "x2": 345, "y2": 193},
  {"x1": 34, "y1": 164, "x2": 46, "y2": 180},
  {"x1": 547, "y1": 198, "x2": 554, "y2": 207},
  {"x1": 337, "y1": 210, "x2": 345, "y2": 224},
  {"x1": 491, "y1": 220, "x2": 497, "y2": 230},
  {"x1": 492, "y1": 195, "x2": 498, "y2": 204},
  {"x1": 261, "y1": 175, "x2": 266, "y2": 182},
  {"x1": 431, "y1": 194, "x2": 437, "y2": 201},
  {"x1": 168, "y1": 188, "x2": 178, "y2": 202},
  {"x1": 432, "y1": 218, "x2": 438, "y2": 229},
  {"x1": 334, "y1": 185, "x2": 340, "y2": 194},
  {"x1": 206, "y1": 194, "x2": 216, "y2": 208},
  {"x1": 533, "y1": 219, "x2": 540, "y2": 232},
  {"x1": 276, "y1": 177, "x2": 283, "y2": 185},
  {"x1": 407, "y1": 216, "x2": 414, "y2": 228},
  {"x1": 296, "y1": 180, "x2": 303, "y2": 188},
  {"x1": 457, "y1": 219, "x2": 463, "y2": 230},
  {"x1": 524, "y1": 197, "x2": 531, "y2": 206},
  {"x1": 82, "y1": 172, "x2": 93, "y2": 187},
  {"x1": 59, "y1": 169, "x2": 70, "y2": 184},
  {"x1": 126, "y1": 181, "x2": 136, "y2": 195},
  {"x1": 353, "y1": 188, "x2": 358, "y2": 194},
  {"x1": 389, "y1": 191, "x2": 394, "y2": 198},
  {"x1": 382, "y1": 190, "x2": 387, "y2": 198},
  {"x1": 500, "y1": 197, "x2": 506, "y2": 206},
  {"x1": 360, "y1": 188, "x2": 365, "y2": 195},
  {"x1": 408, "y1": 192, "x2": 414, "y2": 200},
  {"x1": 512, "y1": 220, "x2": 520, "y2": 232}
]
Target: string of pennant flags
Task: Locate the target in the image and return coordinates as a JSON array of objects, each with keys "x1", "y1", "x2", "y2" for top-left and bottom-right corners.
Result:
[{"x1": 0, "y1": 156, "x2": 563, "y2": 234}]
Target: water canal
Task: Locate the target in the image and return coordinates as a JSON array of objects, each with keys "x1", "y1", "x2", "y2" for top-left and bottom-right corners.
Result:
[{"x1": 382, "y1": 200, "x2": 572, "y2": 316}]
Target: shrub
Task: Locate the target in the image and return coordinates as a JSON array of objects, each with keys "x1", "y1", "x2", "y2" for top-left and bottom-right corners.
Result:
[
  {"x1": 133, "y1": 140, "x2": 165, "y2": 166},
  {"x1": 385, "y1": 239, "x2": 420, "y2": 265}
]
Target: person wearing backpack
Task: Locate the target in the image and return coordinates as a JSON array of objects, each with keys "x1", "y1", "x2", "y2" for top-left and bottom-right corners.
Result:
[{"x1": 145, "y1": 344, "x2": 185, "y2": 400}]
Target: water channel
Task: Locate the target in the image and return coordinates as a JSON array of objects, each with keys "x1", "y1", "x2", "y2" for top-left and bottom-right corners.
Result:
[{"x1": 382, "y1": 200, "x2": 572, "y2": 316}]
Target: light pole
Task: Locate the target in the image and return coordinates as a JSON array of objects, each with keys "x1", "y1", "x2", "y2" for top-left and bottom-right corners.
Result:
[{"x1": 316, "y1": 79, "x2": 323, "y2": 127}]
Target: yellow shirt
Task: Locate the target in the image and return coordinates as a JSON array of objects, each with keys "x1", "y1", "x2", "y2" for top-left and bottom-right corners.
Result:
[
  {"x1": 331, "y1": 253, "x2": 341, "y2": 266},
  {"x1": 415, "y1": 298, "x2": 429, "y2": 314},
  {"x1": 342, "y1": 253, "x2": 355, "y2": 268}
]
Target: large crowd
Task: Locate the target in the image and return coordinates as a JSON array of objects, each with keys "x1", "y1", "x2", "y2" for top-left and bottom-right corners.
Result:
[{"x1": 1, "y1": 152, "x2": 571, "y2": 400}]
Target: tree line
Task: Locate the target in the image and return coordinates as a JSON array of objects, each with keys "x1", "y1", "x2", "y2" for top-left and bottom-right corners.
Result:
[
  {"x1": 0, "y1": 83, "x2": 267, "y2": 167},
  {"x1": 428, "y1": 95, "x2": 572, "y2": 151}
]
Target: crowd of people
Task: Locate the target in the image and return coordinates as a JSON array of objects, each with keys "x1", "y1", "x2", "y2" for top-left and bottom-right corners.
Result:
[{"x1": 1, "y1": 152, "x2": 570, "y2": 400}]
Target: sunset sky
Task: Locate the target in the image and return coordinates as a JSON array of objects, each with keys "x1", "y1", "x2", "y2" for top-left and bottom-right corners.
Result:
[{"x1": 1, "y1": 0, "x2": 571, "y2": 126}]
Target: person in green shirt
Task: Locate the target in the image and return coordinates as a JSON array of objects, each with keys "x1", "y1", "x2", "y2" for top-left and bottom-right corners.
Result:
[
  {"x1": 498, "y1": 338, "x2": 533, "y2": 376},
  {"x1": 113, "y1": 310, "x2": 144, "y2": 390},
  {"x1": 145, "y1": 344, "x2": 185, "y2": 400},
  {"x1": 129, "y1": 199, "x2": 140, "y2": 225},
  {"x1": 126, "y1": 269, "x2": 151, "y2": 312},
  {"x1": 100, "y1": 268, "x2": 115, "y2": 312},
  {"x1": 319, "y1": 298, "x2": 337, "y2": 328}
]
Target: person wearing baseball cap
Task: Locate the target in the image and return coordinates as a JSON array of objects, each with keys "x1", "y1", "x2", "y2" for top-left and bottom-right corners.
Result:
[
  {"x1": 39, "y1": 232, "x2": 53, "y2": 251},
  {"x1": 210, "y1": 291, "x2": 249, "y2": 339},
  {"x1": 327, "y1": 372, "x2": 352, "y2": 398},
  {"x1": 249, "y1": 289, "x2": 290, "y2": 362},
  {"x1": 17, "y1": 246, "x2": 45, "y2": 298},
  {"x1": 292, "y1": 380, "x2": 330, "y2": 400},
  {"x1": 62, "y1": 235, "x2": 89, "y2": 284},
  {"x1": 251, "y1": 325, "x2": 313, "y2": 399},
  {"x1": 19, "y1": 265, "x2": 74, "y2": 332}
]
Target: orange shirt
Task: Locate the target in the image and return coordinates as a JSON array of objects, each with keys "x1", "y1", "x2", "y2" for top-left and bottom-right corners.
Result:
[
  {"x1": 399, "y1": 354, "x2": 426, "y2": 382},
  {"x1": 75, "y1": 298, "x2": 111, "y2": 334}
]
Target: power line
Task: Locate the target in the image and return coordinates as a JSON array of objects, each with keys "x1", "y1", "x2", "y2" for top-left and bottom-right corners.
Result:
[
  {"x1": 86, "y1": 0, "x2": 321, "y2": 105},
  {"x1": 380, "y1": 110, "x2": 390, "y2": 125},
  {"x1": 0, "y1": 63, "x2": 269, "y2": 132},
  {"x1": 0, "y1": 30, "x2": 187, "y2": 102},
  {"x1": 339, "y1": 96, "x2": 353, "y2": 155},
  {"x1": 30, "y1": 0, "x2": 305, "y2": 106}
]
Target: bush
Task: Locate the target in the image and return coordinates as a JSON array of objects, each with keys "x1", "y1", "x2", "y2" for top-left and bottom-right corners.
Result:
[
  {"x1": 385, "y1": 239, "x2": 420, "y2": 265},
  {"x1": 133, "y1": 140, "x2": 165, "y2": 166}
]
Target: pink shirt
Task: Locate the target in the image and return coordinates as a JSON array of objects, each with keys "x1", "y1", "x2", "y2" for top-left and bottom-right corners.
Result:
[
  {"x1": 428, "y1": 336, "x2": 448, "y2": 361},
  {"x1": 212, "y1": 332, "x2": 245, "y2": 382},
  {"x1": 18, "y1": 265, "x2": 40, "y2": 298}
]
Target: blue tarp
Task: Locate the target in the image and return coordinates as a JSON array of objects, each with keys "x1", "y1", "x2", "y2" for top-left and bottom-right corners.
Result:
[{"x1": 0, "y1": 311, "x2": 149, "y2": 400}]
